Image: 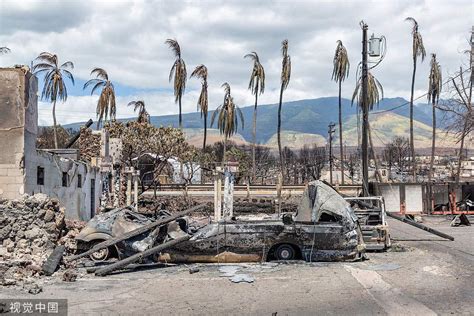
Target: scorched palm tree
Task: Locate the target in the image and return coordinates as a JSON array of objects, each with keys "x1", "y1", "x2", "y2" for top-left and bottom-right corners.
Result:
[
  {"x1": 406, "y1": 17, "x2": 426, "y2": 181},
  {"x1": 244, "y1": 52, "x2": 265, "y2": 181},
  {"x1": 128, "y1": 100, "x2": 150, "y2": 123},
  {"x1": 165, "y1": 39, "x2": 187, "y2": 129},
  {"x1": 190, "y1": 64, "x2": 209, "y2": 149},
  {"x1": 83, "y1": 68, "x2": 116, "y2": 129},
  {"x1": 211, "y1": 82, "x2": 244, "y2": 162},
  {"x1": 33, "y1": 52, "x2": 74, "y2": 149},
  {"x1": 278, "y1": 39, "x2": 291, "y2": 176},
  {"x1": 427, "y1": 53, "x2": 442, "y2": 183},
  {"x1": 353, "y1": 72, "x2": 384, "y2": 182},
  {"x1": 331, "y1": 40, "x2": 350, "y2": 184}
]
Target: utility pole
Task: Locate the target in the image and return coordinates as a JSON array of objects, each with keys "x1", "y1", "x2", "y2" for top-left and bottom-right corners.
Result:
[
  {"x1": 361, "y1": 22, "x2": 369, "y2": 196},
  {"x1": 328, "y1": 122, "x2": 335, "y2": 185}
]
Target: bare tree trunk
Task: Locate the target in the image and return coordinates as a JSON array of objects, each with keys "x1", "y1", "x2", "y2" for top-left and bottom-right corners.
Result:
[
  {"x1": 409, "y1": 56, "x2": 417, "y2": 182},
  {"x1": 338, "y1": 80, "x2": 344, "y2": 184},
  {"x1": 178, "y1": 95, "x2": 183, "y2": 180},
  {"x1": 428, "y1": 100, "x2": 436, "y2": 183},
  {"x1": 178, "y1": 95, "x2": 182, "y2": 129},
  {"x1": 222, "y1": 136, "x2": 227, "y2": 165},
  {"x1": 203, "y1": 112, "x2": 207, "y2": 150},
  {"x1": 52, "y1": 99, "x2": 58, "y2": 149},
  {"x1": 277, "y1": 83, "x2": 284, "y2": 179},
  {"x1": 456, "y1": 122, "x2": 467, "y2": 184},
  {"x1": 252, "y1": 93, "x2": 258, "y2": 183}
]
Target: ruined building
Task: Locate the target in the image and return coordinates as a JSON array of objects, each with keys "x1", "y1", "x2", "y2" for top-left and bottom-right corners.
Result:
[{"x1": 0, "y1": 67, "x2": 101, "y2": 220}]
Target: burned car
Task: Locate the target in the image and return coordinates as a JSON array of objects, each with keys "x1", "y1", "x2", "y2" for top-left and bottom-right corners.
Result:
[
  {"x1": 166, "y1": 180, "x2": 366, "y2": 262},
  {"x1": 75, "y1": 181, "x2": 365, "y2": 264},
  {"x1": 75, "y1": 208, "x2": 175, "y2": 261}
]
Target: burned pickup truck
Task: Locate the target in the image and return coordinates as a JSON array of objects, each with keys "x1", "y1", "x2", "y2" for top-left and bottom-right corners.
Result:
[
  {"x1": 71, "y1": 181, "x2": 365, "y2": 273},
  {"x1": 167, "y1": 180, "x2": 366, "y2": 262}
]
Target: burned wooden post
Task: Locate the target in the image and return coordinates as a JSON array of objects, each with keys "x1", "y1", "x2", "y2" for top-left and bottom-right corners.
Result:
[{"x1": 214, "y1": 166, "x2": 222, "y2": 221}]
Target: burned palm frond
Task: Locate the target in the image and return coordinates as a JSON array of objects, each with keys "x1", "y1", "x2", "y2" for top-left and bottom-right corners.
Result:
[
  {"x1": 244, "y1": 51, "x2": 265, "y2": 179},
  {"x1": 405, "y1": 17, "x2": 426, "y2": 62},
  {"x1": 166, "y1": 39, "x2": 187, "y2": 129},
  {"x1": 84, "y1": 68, "x2": 116, "y2": 128},
  {"x1": 331, "y1": 40, "x2": 350, "y2": 82},
  {"x1": 352, "y1": 72, "x2": 384, "y2": 111},
  {"x1": 191, "y1": 64, "x2": 209, "y2": 149},
  {"x1": 128, "y1": 100, "x2": 150, "y2": 123},
  {"x1": 281, "y1": 39, "x2": 291, "y2": 90},
  {"x1": 165, "y1": 39, "x2": 187, "y2": 103},
  {"x1": 428, "y1": 54, "x2": 442, "y2": 104},
  {"x1": 244, "y1": 52, "x2": 265, "y2": 95},
  {"x1": 211, "y1": 83, "x2": 244, "y2": 139},
  {"x1": 190, "y1": 64, "x2": 208, "y2": 117}
]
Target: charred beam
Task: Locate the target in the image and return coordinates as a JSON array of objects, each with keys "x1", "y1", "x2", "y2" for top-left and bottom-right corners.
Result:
[
  {"x1": 95, "y1": 235, "x2": 191, "y2": 276},
  {"x1": 386, "y1": 212, "x2": 454, "y2": 241},
  {"x1": 65, "y1": 119, "x2": 93, "y2": 148}
]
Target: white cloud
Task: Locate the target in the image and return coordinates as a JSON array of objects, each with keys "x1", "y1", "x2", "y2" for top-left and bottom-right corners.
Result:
[{"x1": 1, "y1": 0, "x2": 472, "y2": 125}]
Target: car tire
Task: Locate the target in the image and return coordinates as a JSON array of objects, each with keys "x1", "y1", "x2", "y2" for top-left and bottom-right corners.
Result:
[
  {"x1": 88, "y1": 241, "x2": 110, "y2": 262},
  {"x1": 275, "y1": 244, "x2": 296, "y2": 260}
]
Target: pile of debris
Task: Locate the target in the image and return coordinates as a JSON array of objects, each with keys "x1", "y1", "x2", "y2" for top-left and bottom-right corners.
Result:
[
  {"x1": 78, "y1": 127, "x2": 100, "y2": 163},
  {"x1": 0, "y1": 193, "x2": 75, "y2": 289}
]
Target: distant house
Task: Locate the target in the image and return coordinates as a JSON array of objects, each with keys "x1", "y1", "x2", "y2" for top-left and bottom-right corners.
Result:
[
  {"x1": 133, "y1": 153, "x2": 201, "y2": 185},
  {"x1": 460, "y1": 157, "x2": 474, "y2": 180}
]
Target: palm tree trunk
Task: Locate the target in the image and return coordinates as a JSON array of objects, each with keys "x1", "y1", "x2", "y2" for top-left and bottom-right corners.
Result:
[
  {"x1": 52, "y1": 99, "x2": 58, "y2": 149},
  {"x1": 338, "y1": 80, "x2": 344, "y2": 184},
  {"x1": 203, "y1": 112, "x2": 207, "y2": 150},
  {"x1": 178, "y1": 95, "x2": 183, "y2": 129},
  {"x1": 428, "y1": 100, "x2": 436, "y2": 183},
  {"x1": 252, "y1": 93, "x2": 258, "y2": 183},
  {"x1": 222, "y1": 136, "x2": 227, "y2": 165},
  {"x1": 277, "y1": 83, "x2": 284, "y2": 177},
  {"x1": 409, "y1": 56, "x2": 417, "y2": 182}
]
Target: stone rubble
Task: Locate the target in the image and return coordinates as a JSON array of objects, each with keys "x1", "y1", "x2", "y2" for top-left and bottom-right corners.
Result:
[{"x1": 0, "y1": 193, "x2": 82, "y2": 290}]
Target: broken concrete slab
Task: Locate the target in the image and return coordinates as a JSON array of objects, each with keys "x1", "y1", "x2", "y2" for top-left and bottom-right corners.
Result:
[
  {"x1": 42, "y1": 245, "x2": 65, "y2": 276},
  {"x1": 230, "y1": 274, "x2": 255, "y2": 283}
]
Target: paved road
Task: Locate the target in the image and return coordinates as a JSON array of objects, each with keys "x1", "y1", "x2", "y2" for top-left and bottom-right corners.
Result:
[{"x1": 1, "y1": 216, "x2": 473, "y2": 315}]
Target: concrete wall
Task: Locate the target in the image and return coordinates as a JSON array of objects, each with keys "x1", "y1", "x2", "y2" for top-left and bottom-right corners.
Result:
[
  {"x1": 405, "y1": 184, "x2": 423, "y2": 213},
  {"x1": 379, "y1": 185, "x2": 401, "y2": 213},
  {"x1": 24, "y1": 150, "x2": 101, "y2": 220},
  {"x1": 0, "y1": 67, "x2": 36, "y2": 199}
]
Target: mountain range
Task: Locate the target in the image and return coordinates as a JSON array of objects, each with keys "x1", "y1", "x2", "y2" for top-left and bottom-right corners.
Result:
[{"x1": 65, "y1": 97, "x2": 461, "y2": 149}]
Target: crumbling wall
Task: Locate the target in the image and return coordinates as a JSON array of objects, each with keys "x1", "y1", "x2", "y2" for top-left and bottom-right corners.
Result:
[
  {"x1": 78, "y1": 128, "x2": 100, "y2": 164},
  {"x1": 0, "y1": 68, "x2": 37, "y2": 199},
  {"x1": 24, "y1": 150, "x2": 101, "y2": 221}
]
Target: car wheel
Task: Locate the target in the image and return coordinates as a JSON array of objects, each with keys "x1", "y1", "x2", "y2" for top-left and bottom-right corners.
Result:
[
  {"x1": 275, "y1": 244, "x2": 296, "y2": 260},
  {"x1": 89, "y1": 241, "x2": 109, "y2": 262}
]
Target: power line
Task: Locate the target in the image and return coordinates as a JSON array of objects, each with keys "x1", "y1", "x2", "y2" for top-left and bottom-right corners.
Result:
[{"x1": 371, "y1": 67, "x2": 471, "y2": 115}]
